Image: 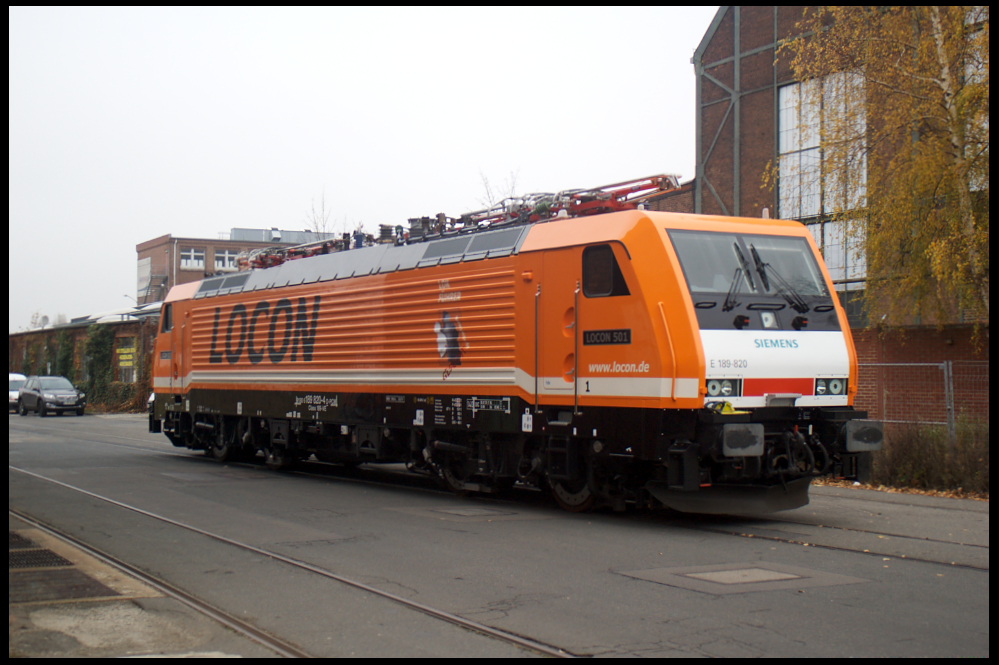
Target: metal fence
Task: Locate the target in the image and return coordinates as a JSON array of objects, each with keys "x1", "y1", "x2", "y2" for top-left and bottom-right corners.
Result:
[{"x1": 855, "y1": 361, "x2": 990, "y2": 445}]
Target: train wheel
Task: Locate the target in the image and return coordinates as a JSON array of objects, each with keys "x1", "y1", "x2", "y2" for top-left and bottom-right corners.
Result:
[
  {"x1": 211, "y1": 419, "x2": 241, "y2": 463},
  {"x1": 550, "y1": 478, "x2": 596, "y2": 512}
]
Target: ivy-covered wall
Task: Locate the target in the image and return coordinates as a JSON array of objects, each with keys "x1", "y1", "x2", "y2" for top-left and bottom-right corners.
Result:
[{"x1": 8, "y1": 319, "x2": 156, "y2": 412}]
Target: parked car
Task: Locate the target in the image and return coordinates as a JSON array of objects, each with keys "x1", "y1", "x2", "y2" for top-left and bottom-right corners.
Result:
[
  {"x1": 18, "y1": 376, "x2": 86, "y2": 416},
  {"x1": 9, "y1": 373, "x2": 27, "y2": 412}
]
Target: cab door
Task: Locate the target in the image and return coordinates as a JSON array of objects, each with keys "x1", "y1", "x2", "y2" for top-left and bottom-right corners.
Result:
[
  {"x1": 540, "y1": 250, "x2": 581, "y2": 394},
  {"x1": 156, "y1": 303, "x2": 175, "y2": 393},
  {"x1": 573, "y1": 243, "x2": 641, "y2": 403}
]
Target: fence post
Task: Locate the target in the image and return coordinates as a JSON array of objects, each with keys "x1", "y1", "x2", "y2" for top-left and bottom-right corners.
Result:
[{"x1": 943, "y1": 361, "x2": 956, "y2": 448}]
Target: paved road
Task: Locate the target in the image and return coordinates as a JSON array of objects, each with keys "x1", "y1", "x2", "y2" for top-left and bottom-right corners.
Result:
[{"x1": 9, "y1": 413, "x2": 990, "y2": 657}]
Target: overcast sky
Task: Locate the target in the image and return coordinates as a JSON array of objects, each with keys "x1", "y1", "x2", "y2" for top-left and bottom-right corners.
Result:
[{"x1": 9, "y1": 6, "x2": 719, "y2": 333}]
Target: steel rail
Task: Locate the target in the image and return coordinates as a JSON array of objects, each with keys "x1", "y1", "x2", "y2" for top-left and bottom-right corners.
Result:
[
  {"x1": 13, "y1": 423, "x2": 987, "y2": 550},
  {"x1": 9, "y1": 465, "x2": 575, "y2": 659},
  {"x1": 689, "y1": 524, "x2": 990, "y2": 572},
  {"x1": 14, "y1": 422, "x2": 987, "y2": 567},
  {"x1": 9, "y1": 506, "x2": 312, "y2": 659}
]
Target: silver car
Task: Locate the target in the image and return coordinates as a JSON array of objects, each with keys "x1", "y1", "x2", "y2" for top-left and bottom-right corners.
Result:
[{"x1": 9, "y1": 372, "x2": 26, "y2": 412}]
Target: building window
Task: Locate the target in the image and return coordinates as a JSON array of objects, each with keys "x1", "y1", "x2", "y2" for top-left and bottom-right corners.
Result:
[
  {"x1": 807, "y1": 220, "x2": 866, "y2": 286},
  {"x1": 180, "y1": 247, "x2": 205, "y2": 270},
  {"x1": 808, "y1": 219, "x2": 867, "y2": 329},
  {"x1": 214, "y1": 248, "x2": 240, "y2": 271},
  {"x1": 778, "y1": 80, "x2": 821, "y2": 219},
  {"x1": 964, "y1": 10, "x2": 988, "y2": 193},
  {"x1": 780, "y1": 72, "x2": 867, "y2": 296},
  {"x1": 778, "y1": 72, "x2": 866, "y2": 220}
]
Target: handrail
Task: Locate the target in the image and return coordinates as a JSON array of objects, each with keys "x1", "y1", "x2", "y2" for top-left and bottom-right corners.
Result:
[
  {"x1": 534, "y1": 285, "x2": 541, "y2": 413},
  {"x1": 574, "y1": 281, "x2": 581, "y2": 415},
  {"x1": 658, "y1": 302, "x2": 677, "y2": 402}
]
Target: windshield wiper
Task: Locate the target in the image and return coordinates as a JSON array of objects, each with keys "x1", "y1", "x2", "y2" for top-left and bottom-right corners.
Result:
[
  {"x1": 733, "y1": 243, "x2": 756, "y2": 292},
  {"x1": 750, "y1": 245, "x2": 770, "y2": 291},
  {"x1": 723, "y1": 266, "x2": 745, "y2": 312},
  {"x1": 750, "y1": 243, "x2": 809, "y2": 314}
]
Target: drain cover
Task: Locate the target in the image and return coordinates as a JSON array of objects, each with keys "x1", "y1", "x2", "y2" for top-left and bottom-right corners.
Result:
[
  {"x1": 619, "y1": 562, "x2": 867, "y2": 595},
  {"x1": 9, "y1": 549, "x2": 73, "y2": 569},
  {"x1": 9, "y1": 568, "x2": 121, "y2": 604},
  {"x1": 9, "y1": 532, "x2": 38, "y2": 550},
  {"x1": 433, "y1": 507, "x2": 515, "y2": 517},
  {"x1": 685, "y1": 568, "x2": 800, "y2": 585}
]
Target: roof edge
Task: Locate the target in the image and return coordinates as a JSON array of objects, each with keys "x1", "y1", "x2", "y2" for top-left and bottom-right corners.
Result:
[{"x1": 692, "y1": 6, "x2": 730, "y2": 66}]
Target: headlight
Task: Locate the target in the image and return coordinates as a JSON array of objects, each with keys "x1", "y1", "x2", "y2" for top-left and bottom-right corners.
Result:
[
  {"x1": 707, "y1": 379, "x2": 741, "y2": 397},
  {"x1": 815, "y1": 378, "x2": 846, "y2": 396},
  {"x1": 43, "y1": 393, "x2": 56, "y2": 400}
]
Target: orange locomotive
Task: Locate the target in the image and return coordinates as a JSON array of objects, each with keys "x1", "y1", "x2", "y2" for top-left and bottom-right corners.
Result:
[{"x1": 150, "y1": 185, "x2": 882, "y2": 514}]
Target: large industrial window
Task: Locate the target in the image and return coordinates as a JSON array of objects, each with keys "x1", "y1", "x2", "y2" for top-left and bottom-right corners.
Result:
[
  {"x1": 778, "y1": 72, "x2": 866, "y2": 220},
  {"x1": 582, "y1": 244, "x2": 630, "y2": 297},
  {"x1": 778, "y1": 79, "x2": 821, "y2": 220},
  {"x1": 779, "y1": 72, "x2": 867, "y2": 303},
  {"x1": 807, "y1": 220, "x2": 866, "y2": 286}
]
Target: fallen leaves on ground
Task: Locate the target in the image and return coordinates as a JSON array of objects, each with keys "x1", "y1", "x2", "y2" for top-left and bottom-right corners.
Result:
[{"x1": 812, "y1": 477, "x2": 988, "y2": 501}]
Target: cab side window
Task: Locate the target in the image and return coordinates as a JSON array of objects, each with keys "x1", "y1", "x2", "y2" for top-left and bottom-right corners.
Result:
[
  {"x1": 160, "y1": 304, "x2": 172, "y2": 333},
  {"x1": 583, "y1": 244, "x2": 630, "y2": 297}
]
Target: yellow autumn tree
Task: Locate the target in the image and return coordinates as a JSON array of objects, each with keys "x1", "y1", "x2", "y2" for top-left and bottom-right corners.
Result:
[{"x1": 780, "y1": 6, "x2": 988, "y2": 325}]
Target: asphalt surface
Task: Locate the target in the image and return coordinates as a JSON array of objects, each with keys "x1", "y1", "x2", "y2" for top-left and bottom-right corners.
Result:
[{"x1": 9, "y1": 413, "x2": 990, "y2": 657}]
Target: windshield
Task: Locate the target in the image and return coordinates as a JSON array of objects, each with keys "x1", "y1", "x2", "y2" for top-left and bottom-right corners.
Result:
[
  {"x1": 39, "y1": 377, "x2": 75, "y2": 391},
  {"x1": 9, "y1": 380, "x2": 25, "y2": 391},
  {"x1": 668, "y1": 230, "x2": 829, "y2": 297}
]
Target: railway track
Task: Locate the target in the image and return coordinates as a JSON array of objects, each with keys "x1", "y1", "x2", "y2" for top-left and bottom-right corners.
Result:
[
  {"x1": 8, "y1": 464, "x2": 574, "y2": 659},
  {"x1": 10, "y1": 416, "x2": 988, "y2": 573},
  {"x1": 10, "y1": 507, "x2": 312, "y2": 658},
  {"x1": 10, "y1": 417, "x2": 989, "y2": 657}
]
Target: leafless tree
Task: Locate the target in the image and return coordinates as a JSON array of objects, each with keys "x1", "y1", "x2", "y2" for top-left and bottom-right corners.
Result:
[
  {"x1": 478, "y1": 169, "x2": 521, "y2": 209},
  {"x1": 305, "y1": 188, "x2": 334, "y2": 240}
]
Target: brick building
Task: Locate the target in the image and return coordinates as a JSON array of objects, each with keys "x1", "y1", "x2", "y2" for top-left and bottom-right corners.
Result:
[
  {"x1": 136, "y1": 228, "x2": 335, "y2": 305},
  {"x1": 644, "y1": 179, "x2": 695, "y2": 214},
  {"x1": 691, "y1": 6, "x2": 988, "y2": 426},
  {"x1": 9, "y1": 310, "x2": 158, "y2": 396}
]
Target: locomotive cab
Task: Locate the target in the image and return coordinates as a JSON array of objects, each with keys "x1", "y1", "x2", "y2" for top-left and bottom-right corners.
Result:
[{"x1": 641, "y1": 217, "x2": 882, "y2": 512}]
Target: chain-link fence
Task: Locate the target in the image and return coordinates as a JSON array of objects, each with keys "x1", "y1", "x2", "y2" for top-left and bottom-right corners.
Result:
[{"x1": 855, "y1": 360, "x2": 989, "y2": 445}]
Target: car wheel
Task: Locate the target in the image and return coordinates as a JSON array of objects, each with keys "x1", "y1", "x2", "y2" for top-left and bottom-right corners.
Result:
[
  {"x1": 19, "y1": 400, "x2": 27, "y2": 416},
  {"x1": 77, "y1": 407, "x2": 85, "y2": 416},
  {"x1": 37, "y1": 401, "x2": 47, "y2": 417}
]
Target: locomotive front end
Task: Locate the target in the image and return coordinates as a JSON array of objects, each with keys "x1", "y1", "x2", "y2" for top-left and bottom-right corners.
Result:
[{"x1": 645, "y1": 219, "x2": 882, "y2": 513}]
